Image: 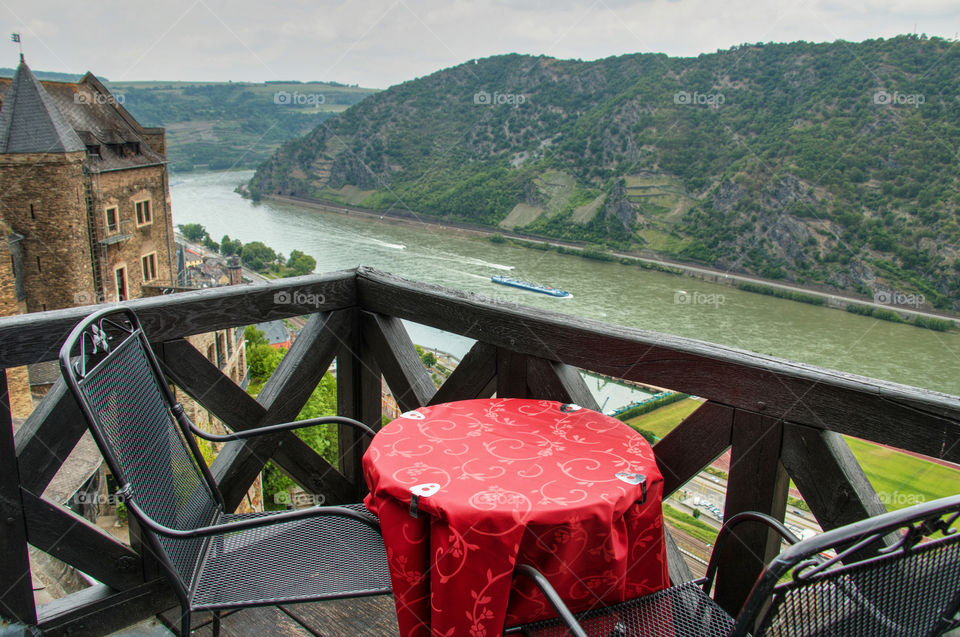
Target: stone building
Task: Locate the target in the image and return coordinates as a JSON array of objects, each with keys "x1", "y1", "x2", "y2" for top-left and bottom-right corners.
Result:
[
  {"x1": 0, "y1": 57, "x2": 258, "y2": 513},
  {"x1": 0, "y1": 56, "x2": 175, "y2": 312}
]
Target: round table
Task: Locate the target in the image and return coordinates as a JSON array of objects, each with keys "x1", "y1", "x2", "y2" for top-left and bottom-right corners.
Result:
[{"x1": 363, "y1": 398, "x2": 669, "y2": 637}]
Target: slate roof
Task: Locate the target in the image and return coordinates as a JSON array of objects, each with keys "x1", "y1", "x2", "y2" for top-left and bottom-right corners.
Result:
[
  {"x1": 0, "y1": 58, "x2": 165, "y2": 171},
  {"x1": 255, "y1": 321, "x2": 292, "y2": 347},
  {"x1": 0, "y1": 56, "x2": 84, "y2": 154}
]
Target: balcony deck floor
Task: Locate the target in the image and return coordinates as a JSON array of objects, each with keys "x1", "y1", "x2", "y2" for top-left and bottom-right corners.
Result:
[{"x1": 161, "y1": 596, "x2": 400, "y2": 636}]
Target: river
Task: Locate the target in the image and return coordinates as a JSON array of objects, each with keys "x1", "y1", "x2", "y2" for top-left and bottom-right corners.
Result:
[{"x1": 170, "y1": 170, "x2": 960, "y2": 398}]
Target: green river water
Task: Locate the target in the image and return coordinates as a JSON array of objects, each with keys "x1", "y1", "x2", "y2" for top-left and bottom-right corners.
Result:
[{"x1": 171, "y1": 170, "x2": 960, "y2": 398}]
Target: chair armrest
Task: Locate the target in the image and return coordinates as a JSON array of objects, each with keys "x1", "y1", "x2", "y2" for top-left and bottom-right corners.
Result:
[
  {"x1": 119, "y1": 485, "x2": 380, "y2": 539},
  {"x1": 173, "y1": 403, "x2": 378, "y2": 442},
  {"x1": 703, "y1": 511, "x2": 802, "y2": 595},
  {"x1": 512, "y1": 564, "x2": 589, "y2": 637}
]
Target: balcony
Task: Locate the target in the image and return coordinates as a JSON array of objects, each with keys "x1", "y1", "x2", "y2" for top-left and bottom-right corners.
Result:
[{"x1": 1, "y1": 266, "x2": 958, "y2": 636}]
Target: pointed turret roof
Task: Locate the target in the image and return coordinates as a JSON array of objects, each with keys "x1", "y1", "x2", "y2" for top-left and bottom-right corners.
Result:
[{"x1": 0, "y1": 56, "x2": 84, "y2": 154}]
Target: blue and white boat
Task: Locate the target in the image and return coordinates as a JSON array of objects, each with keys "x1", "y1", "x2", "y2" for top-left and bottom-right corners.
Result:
[{"x1": 491, "y1": 275, "x2": 571, "y2": 298}]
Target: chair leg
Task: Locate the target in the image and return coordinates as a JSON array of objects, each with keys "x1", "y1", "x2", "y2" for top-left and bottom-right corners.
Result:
[
  {"x1": 212, "y1": 610, "x2": 221, "y2": 637},
  {"x1": 180, "y1": 609, "x2": 191, "y2": 637}
]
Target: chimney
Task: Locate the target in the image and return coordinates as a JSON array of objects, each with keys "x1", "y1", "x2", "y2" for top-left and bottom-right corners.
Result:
[{"x1": 227, "y1": 256, "x2": 243, "y2": 286}]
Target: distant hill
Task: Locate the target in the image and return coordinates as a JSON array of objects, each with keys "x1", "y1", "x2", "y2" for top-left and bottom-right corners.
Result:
[
  {"x1": 105, "y1": 80, "x2": 379, "y2": 171},
  {"x1": 248, "y1": 35, "x2": 960, "y2": 309},
  {"x1": 0, "y1": 67, "x2": 84, "y2": 82}
]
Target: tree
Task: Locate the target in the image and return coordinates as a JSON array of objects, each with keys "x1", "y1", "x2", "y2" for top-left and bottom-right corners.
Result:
[
  {"x1": 285, "y1": 250, "x2": 317, "y2": 276},
  {"x1": 245, "y1": 325, "x2": 339, "y2": 509},
  {"x1": 244, "y1": 324, "x2": 268, "y2": 347},
  {"x1": 202, "y1": 235, "x2": 219, "y2": 252},
  {"x1": 179, "y1": 223, "x2": 208, "y2": 242},
  {"x1": 240, "y1": 241, "x2": 277, "y2": 271},
  {"x1": 220, "y1": 235, "x2": 243, "y2": 256}
]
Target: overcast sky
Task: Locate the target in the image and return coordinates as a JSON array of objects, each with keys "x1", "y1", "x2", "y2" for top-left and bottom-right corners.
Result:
[{"x1": 3, "y1": 0, "x2": 958, "y2": 88}]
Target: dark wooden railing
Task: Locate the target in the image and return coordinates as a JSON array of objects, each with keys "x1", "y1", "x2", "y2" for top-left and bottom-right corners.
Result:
[{"x1": 2, "y1": 266, "x2": 958, "y2": 635}]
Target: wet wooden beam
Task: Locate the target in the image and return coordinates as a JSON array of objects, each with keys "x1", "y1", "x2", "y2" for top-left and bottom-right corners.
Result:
[
  {"x1": 157, "y1": 338, "x2": 355, "y2": 506},
  {"x1": 497, "y1": 348, "x2": 528, "y2": 398},
  {"x1": 211, "y1": 310, "x2": 348, "y2": 510},
  {"x1": 0, "y1": 371, "x2": 36, "y2": 625},
  {"x1": 337, "y1": 316, "x2": 382, "y2": 499},
  {"x1": 525, "y1": 357, "x2": 600, "y2": 411},
  {"x1": 21, "y1": 490, "x2": 143, "y2": 591},
  {"x1": 362, "y1": 311, "x2": 435, "y2": 412},
  {"x1": 157, "y1": 338, "x2": 267, "y2": 431},
  {"x1": 0, "y1": 269, "x2": 358, "y2": 368},
  {"x1": 663, "y1": 527, "x2": 694, "y2": 585},
  {"x1": 653, "y1": 401, "x2": 733, "y2": 498},
  {"x1": 781, "y1": 422, "x2": 893, "y2": 547},
  {"x1": 13, "y1": 378, "x2": 86, "y2": 495},
  {"x1": 428, "y1": 341, "x2": 497, "y2": 405},
  {"x1": 715, "y1": 411, "x2": 789, "y2": 615},
  {"x1": 36, "y1": 579, "x2": 175, "y2": 637}
]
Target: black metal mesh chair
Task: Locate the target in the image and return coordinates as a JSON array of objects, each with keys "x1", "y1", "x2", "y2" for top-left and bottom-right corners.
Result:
[
  {"x1": 59, "y1": 307, "x2": 392, "y2": 636},
  {"x1": 510, "y1": 495, "x2": 960, "y2": 637}
]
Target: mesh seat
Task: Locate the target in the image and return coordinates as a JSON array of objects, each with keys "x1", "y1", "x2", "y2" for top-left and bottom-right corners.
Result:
[
  {"x1": 519, "y1": 580, "x2": 734, "y2": 637},
  {"x1": 513, "y1": 496, "x2": 960, "y2": 637},
  {"x1": 758, "y1": 538, "x2": 960, "y2": 636},
  {"x1": 193, "y1": 508, "x2": 391, "y2": 608},
  {"x1": 59, "y1": 308, "x2": 392, "y2": 637}
]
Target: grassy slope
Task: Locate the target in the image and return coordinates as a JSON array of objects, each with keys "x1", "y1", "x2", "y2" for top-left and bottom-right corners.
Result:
[
  {"x1": 625, "y1": 397, "x2": 704, "y2": 439},
  {"x1": 663, "y1": 504, "x2": 719, "y2": 544},
  {"x1": 627, "y1": 399, "x2": 959, "y2": 514},
  {"x1": 844, "y1": 436, "x2": 960, "y2": 510}
]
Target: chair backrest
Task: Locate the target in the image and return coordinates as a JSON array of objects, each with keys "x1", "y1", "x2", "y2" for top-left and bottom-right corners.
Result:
[
  {"x1": 60, "y1": 307, "x2": 222, "y2": 594},
  {"x1": 734, "y1": 494, "x2": 960, "y2": 637}
]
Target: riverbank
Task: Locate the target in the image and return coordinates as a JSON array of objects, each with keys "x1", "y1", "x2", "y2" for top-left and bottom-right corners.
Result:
[{"x1": 266, "y1": 193, "x2": 959, "y2": 330}]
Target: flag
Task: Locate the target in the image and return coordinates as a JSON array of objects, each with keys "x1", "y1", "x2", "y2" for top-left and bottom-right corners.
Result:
[{"x1": 11, "y1": 33, "x2": 20, "y2": 43}]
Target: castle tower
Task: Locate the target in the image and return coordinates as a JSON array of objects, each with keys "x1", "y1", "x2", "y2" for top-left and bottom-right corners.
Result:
[
  {"x1": 0, "y1": 58, "x2": 94, "y2": 312},
  {"x1": 0, "y1": 57, "x2": 176, "y2": 316}
]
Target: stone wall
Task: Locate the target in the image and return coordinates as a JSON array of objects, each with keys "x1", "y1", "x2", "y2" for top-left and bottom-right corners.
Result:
[
  {"x1": 0, "y1": 221, "x2": 33, "y2": 420},
  {"x1": 92, "y1": 164, "x2": 176, "y2": 302},
  {"x1": 0, "y1": 151, "x2": 96, "y2": 312}
]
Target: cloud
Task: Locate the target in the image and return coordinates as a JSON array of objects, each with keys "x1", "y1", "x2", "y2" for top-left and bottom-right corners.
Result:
[{"x1": 1, "y1": 0, "x2": 957, "y2": 87}]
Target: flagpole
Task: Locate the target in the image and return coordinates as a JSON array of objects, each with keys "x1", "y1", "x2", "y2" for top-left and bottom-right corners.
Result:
[{"x1": 11, "y1": 33, "x2": 22, "y2": 60}]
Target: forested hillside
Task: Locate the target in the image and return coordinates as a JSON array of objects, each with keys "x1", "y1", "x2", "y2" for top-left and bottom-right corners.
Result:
[
  {"x1": 249, "y1": 36, "x2": 960, "y2": 309},
  {"x1": 105, "y1": 81, "x2": 378, "y2": 171}
]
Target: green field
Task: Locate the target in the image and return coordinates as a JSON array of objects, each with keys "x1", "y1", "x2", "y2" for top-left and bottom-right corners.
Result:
[
  {"x1": 663, "y1": 504, "x2": 719, "y2": 544},
  {"x1": 844, "y1": 437, "x2": 960, "y2": 511},
  {"x1": 625, "y1": 397, "x2": 704, "y2": 440},
  {"x1": 629, "y1": 399, "x2": 959, "y2": 522},
  {"x1": 636, "y1": 228, "x2": 689, "y2": 254}
]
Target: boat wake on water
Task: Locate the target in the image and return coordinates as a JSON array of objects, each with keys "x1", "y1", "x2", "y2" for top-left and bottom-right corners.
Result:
[
  {"x1": 367, "y1": 238, "x2": 406, "y2": 250},
  {"x1": 413, "y1": 251, "x2": 514, "y2": 271},
  {"x1": 462, "y1": 257, "x2": 513, "y2": 271},
  {"x1": 454, "y1": 271, "x2": 492, "y2": 281}
]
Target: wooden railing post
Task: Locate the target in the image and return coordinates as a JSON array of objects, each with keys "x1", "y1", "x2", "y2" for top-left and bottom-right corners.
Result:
[
  {"x1": 714, "y1": 410, "x2": 789, "y2": 615},
  {"x1": 0, "y1": 369, "x2": 37, "y2": 626},
  {"x1": 338, "y1": 311, "x2": 381, "y2": 500},
  {"x1": 496, "y1": 348, "x2": 528, "y2": 398}
]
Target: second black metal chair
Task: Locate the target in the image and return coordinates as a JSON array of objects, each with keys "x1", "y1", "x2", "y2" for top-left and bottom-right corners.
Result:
[
  {"x1": 59, "y1": 307, "x2": 392, "y2": 637},
  {"x1": 512, "y1": 495, "x2": 960, "y2": 637}
]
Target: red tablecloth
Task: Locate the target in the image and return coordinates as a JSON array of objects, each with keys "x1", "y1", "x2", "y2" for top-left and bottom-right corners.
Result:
[{"x1": 363, "y1": 398, "x2": 668, "y2": 637}]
